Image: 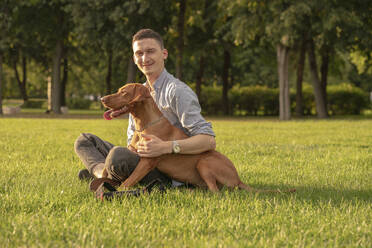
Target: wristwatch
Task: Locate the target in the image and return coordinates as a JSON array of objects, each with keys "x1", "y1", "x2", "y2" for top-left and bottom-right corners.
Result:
[{"x1": 172, "y1": 141, "x2": 181, "y2": 154}]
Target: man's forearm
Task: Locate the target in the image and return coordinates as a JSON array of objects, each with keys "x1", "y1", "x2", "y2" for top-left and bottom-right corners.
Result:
[
  {"x1": 137, "y1": 134, "x2": 216, "y2": 158},
  {"x1": 170, "y1": 134, "x2": 216, "y2": 154}
]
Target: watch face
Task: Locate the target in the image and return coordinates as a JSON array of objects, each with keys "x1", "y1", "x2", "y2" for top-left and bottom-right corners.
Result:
[
  {"x1": 173, "y1": 141, "x2": 181, "y2": 153},
  {"x1": 174, "y1": 145, "x2": 180, "y2": 153}
]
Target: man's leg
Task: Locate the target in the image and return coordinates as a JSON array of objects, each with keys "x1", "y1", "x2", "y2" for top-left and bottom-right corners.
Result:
[
  {"x1": 105, "y1": 146, "x2": 171, "y2": 185},
  {"x1": 74, "y1": 133, "x2": 114, "y2": 178}
]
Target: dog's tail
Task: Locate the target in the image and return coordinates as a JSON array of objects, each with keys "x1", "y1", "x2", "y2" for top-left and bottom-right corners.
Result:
[{"x1": 238, "y1": 182, "x2": 296, "y2": 193}]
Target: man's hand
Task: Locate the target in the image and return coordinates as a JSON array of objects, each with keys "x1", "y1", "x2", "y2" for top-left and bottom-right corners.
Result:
[
  {"x1": 127, "y1": 144, "x2": 138, "y2": 153},
  {"x1": 137, "y1": 134, "x2": 171, "y2": 157}
]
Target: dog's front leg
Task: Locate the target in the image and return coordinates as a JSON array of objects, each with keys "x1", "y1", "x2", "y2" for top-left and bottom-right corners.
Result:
[
  {"x1": 119, "y1": 158, "x2": 157, "y2": 188},
  {"x1": 101, "y1": 168, "x2": 108, "y2": 178}
]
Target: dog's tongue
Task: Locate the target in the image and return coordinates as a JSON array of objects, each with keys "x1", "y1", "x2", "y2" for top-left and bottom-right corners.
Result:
[
  {"x1": 103, "y1": 110, "x2": 113, "y2": 120},
  {"x1": 103, "y1": 106, "x2": 129, "y2": 120}
]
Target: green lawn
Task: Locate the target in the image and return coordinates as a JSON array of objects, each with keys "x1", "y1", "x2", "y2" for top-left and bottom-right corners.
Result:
[{"x1": 0, "y1": 117, "x2": 371, "y2": 247}]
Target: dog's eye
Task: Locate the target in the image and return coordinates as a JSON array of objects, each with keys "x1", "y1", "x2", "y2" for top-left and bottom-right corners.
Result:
[{"x1": 121, "y1": 91, "x2": 128, "y2": 96}]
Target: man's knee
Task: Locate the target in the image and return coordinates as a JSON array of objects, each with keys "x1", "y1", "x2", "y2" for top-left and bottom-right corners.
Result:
[
  {"x1": 74, "y1": 133, "x2": 92, "y2": 153},
  {"x1": 106, "y1": 146, "x2": 139, "y2": 164},
  {"x1": 105, "y1": 146, "x2": 140, "y2": 180}
]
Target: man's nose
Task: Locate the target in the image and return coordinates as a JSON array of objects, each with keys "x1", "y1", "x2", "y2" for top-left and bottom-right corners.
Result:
[{"x1": 142, "y1": 52, "x2": 150, "y2": 62}]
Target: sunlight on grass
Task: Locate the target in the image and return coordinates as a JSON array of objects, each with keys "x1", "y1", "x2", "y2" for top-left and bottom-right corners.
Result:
[{"x1": 0, "y1": 118, "x2": 371, "y2": 247}]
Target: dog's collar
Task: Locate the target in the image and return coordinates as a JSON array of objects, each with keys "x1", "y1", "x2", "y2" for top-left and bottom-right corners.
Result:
[{"x1": 135, "y1": 116, "x2": 164, "y2": 133}]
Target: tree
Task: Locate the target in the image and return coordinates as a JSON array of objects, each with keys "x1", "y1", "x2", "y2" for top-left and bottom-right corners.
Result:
[
  {"x1": 7, "y1": 4, "x2": 37, "y2": 103},
  {"x1": 68, "y1": 0, "x2": 174, "y2": 94},
  {"x1": 186, "y1": 0, "x2": 219, "y2": 99},
  {"x1": 219, "y1": 0, "x2": 308, "y2": 120},
  {"x1": 47, "y1": 1, "x2": 71, "y2": 114},
  {"x1": 277, "y1": 42, "x2": 290, "y2": 120},
  {"x1": 294, "y1": 36, "x2": 306, "y2": 116},
  {"x1": 175, "y1": 0, "x2": 187, "y2": 80},
  {"x1": 215, "y1": 9, "x2": 234, "y2": 116},
  {"x1": 218, "y1": 0, "x2": 368, "y2": 119},
  {"x1": 0, "y1": 0, "x2": 14, "y2": 114},
  {"x1": 307, "y1": 37, "x2": 327, "y2": 118},
  {"x1": 12, "y1": 0, "x2": 73, "y2": 113},
  {"x1": 12, "y1": 52, "x2": 28, "y2": 101},
  {"x1": 0, "y1": 53, "x2": 3, "y2": 115},
  {"x1": 3, "y1": 1, "x2": 70, "y2": 112},
  {"x1": 299, "y1": 1, "x2": 372, "y2": 118}
]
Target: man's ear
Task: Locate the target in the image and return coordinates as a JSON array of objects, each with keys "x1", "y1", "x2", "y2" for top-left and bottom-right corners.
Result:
[
  {"x1": 163, "y1": 49, "x2": 168, "y2": 60},
  {"x1": 129, "y1": 85, "x2": 152, "y2": 104}
]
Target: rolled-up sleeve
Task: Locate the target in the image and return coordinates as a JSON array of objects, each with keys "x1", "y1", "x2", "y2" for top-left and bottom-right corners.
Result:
[
  {"x1": 126, "y1": 114, "x2": 136, "y2": 145},
  {"x1": 170, "y1": 85, "x2": 215, "y2": 137}
]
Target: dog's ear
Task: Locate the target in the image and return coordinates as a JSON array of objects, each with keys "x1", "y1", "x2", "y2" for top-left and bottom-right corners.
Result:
[{"x1": 129, "y1": 84, "x2": 152, "y2": 104}]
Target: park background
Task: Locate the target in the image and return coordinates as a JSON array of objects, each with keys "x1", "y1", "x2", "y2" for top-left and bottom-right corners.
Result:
[
  {"x1": 0, "y1": 1, "x2": 372, "y2": 247},
  {"x1": 0, "y1": 0, "x2": 371, "y2": 118}
]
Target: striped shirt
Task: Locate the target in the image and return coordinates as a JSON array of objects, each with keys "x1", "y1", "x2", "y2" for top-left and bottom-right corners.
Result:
[{"x1": 127, "y1": 69, "x2": 215, "y2": 145}]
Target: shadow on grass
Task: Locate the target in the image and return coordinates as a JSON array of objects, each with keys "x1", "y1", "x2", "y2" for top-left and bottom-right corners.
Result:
[
  {"x1": 73, "y1": 180, "x2": 372, "y2": 207},
  {"x1": 246, "y1": 183, "x2": 372, "y2": 205}
]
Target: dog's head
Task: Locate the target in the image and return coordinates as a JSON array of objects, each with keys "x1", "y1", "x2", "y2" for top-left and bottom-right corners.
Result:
[{"x1": 101, "y1": 83, "x2": 151, "y2": 120}]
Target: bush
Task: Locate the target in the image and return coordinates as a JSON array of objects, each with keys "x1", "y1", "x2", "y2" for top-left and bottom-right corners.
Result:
[
  {"x1": 261, "y1": 88, "x2": 279, "y2": 115},
  {"x1": 290, "y1": 83, "x2": 315, "y2": 115},
  {"x1": 22, "y1": 99, "x2": 47, "y2": 108},
  {"x1": 67, "y1": 97, "x2": 92, "y2": 109},
  {"x1": 188, "y1": 82, "x2": 369, "y2": 116},
  {"x1": 200, "y1": 84, "x2": 224, "y2": 115},
  {"x1": 327, "y1": 83, "x2": 369, "y2": 115},
  {"x1": 229, "y1": 85, "x2": 278, "y2": 116}
]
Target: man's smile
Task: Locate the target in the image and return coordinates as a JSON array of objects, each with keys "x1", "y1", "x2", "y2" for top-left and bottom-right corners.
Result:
[{"x1": 142, "y1": 62, "x2": 154, "y2": 67}]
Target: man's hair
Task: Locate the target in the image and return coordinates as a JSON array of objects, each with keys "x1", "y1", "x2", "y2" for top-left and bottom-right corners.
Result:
[{"x1": 132, "y1": 29, "x2": 164, "y2": 49}]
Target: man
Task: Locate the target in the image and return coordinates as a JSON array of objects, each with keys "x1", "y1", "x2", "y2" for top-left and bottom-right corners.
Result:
[{"x1": 74, "y1": 29, "x2": 215, "y2": 186}]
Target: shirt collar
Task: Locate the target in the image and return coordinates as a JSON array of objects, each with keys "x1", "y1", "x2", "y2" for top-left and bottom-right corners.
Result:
[{"x1": 149, "y1": 69, "x2": 168, "y2": 90}]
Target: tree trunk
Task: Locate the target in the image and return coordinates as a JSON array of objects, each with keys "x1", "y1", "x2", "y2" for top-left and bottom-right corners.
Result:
[
  {"x1": 0, "y1": 53, "x2": 3, "y2": 115},
  {"x1": 195, "y1": 55, "x2": 205, "y2": 99},
  {"x1": 60, "y1": 58, "x2": 68, "y2": 106},
  {"x1": 320, "y1": 45, "x2": 330, "y2": 110},
  {"x1": 13, "y1": 55, "x2": 28, "y2": 102},
  {"x1": 222, "y1": 49, "x2": 231, "y2": 115},
  {"x1": 307, "y1": 38, "x2": 328, "y2": 118},
  {"x1": 47, "y1": 73, "x2": 52, "y2": 112},
  {"x1": 277, "y1": 43, "x2": 291, "y2": 120},
  {"x1": 51, "y1": 39, "x2": 63, "y2": 114},
  {"x1": 106, "y1": 48, "x2": 113, "y2": 95},
  {"x1": 126, "y1": 58, "x2": 136, "y2": 83},
  {"x1": 295, "y1": 39, "x2": 306, "y2": 116},
  {"x1": 176, "y1": 0, "x2": 186, "y2": 80}
]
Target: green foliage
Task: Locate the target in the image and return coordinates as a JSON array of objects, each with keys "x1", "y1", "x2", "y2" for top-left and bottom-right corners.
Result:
[
  {"x1": 66, "y1": 97, "x2": 92, "y2": 109},
  {"x1": 21, "y1": 99, "x2": 47, "y2": 108},
  {"x1": 229, "y1": 85, "x2": 279, "y2": 116},
  {"x1": 327, "y1": 83, "x2": 369, "y2": 115},
  {"x1": 290, "y1": 83, "x2": 316, "y2": 115},
  {"x1": 196, "y1": 83, "x2": 369, "y2": 116},
  {"x1": 1, "y1": 0, "x2": 372, "y2": 117},
  {"x1": 200, "y1": 84, "x2": 224, "y2": 115}
]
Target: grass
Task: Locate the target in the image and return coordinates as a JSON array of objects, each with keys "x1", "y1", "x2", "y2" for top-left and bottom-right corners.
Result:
[{"x1": 0, "y1": 117, "x2": 371, "y2": 247}]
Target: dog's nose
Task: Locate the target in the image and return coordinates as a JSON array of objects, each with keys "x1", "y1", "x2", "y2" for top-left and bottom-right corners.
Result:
[{"x1": 100, "y1": 97, "x2": 106, "y2": 103}]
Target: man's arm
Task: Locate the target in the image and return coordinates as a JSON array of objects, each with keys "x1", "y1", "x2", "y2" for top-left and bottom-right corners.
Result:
[
  {"x1": 137, "y1": 133, "x2": 215, "y2": 157},
  {"x1": 137, "y1": 81, "x2": 215, "y2": 157},
  {"x1": 176, "y1": 134, "x2": 216, "y2": 154},
  {"x1": 127, "y1": 114, "x2": 137, "y2": 152}
]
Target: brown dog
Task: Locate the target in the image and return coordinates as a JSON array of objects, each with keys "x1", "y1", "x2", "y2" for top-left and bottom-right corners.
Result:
[{"x1": 101, "y1": 83, "x2": 295, "y2": 193}]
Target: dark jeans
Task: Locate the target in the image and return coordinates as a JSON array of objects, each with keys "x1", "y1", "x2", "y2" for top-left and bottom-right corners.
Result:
[{"x1": 74, "y1": 133, "x2": 170, "y2": 185}]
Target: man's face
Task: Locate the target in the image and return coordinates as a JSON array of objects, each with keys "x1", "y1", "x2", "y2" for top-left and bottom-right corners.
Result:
[{"x1": 133, "y1": 38, "x2": 168, "y2": 79}]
